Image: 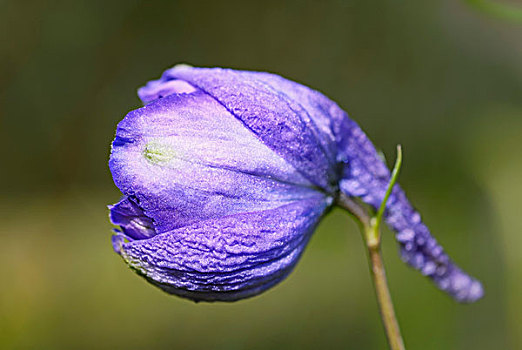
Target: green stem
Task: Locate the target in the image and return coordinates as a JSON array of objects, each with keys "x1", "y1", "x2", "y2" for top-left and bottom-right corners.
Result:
[
  {"x1": 365, "y1": 235, "x2": 405, "y2": 350},
  {"x1": 373, "y1": 145, "x2": 402, "y2": 237},
  {"x1": 337, "y1": 145, "x2": 405, "y2": 350}
]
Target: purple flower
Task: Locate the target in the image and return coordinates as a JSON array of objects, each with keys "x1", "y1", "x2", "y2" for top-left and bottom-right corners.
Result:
[{"x1": 109, "y1": 65, "x2": 483, "y2": 303}]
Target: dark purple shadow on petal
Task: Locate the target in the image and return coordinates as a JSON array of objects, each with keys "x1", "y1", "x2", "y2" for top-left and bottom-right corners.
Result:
[{"x1": 109, "y1": 196, "x2": 157, "y2": 241}]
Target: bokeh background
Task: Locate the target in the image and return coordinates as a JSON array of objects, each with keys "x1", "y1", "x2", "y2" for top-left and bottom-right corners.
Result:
[{"x1": 1, "y1": 0, "x2": 521, "y2": 349}]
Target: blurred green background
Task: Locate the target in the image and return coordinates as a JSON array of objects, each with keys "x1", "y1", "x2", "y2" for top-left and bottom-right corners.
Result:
[{"x1": 1, "y1": 0, "x2": 521, "y2": 349}]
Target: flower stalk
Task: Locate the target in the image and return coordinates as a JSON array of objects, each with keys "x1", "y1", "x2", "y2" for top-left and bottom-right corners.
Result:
[{"x1": 338, "y1": 145, "x2": 405, "y2": 350}]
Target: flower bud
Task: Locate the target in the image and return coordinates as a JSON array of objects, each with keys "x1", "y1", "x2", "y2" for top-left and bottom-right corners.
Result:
[{"x1": 109, "y1": 65, "x2": 483, "y2": 302}]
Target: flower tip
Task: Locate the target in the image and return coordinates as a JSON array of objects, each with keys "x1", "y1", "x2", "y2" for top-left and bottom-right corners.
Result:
[
  {"x1": 450, "y1": 273, "x2": 484, "y2": 303},
  {"x1": 463, "y1": 280, "x2": 484, "y2": 303}
]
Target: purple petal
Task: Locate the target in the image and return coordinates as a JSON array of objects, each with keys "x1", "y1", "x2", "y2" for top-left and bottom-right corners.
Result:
[
  {"x1": 163, "y1": 65, "x2": 338, "y2": 192},
  {"x1": 110, "y1": 90, "x2": 323, "y2": 234},
  {"x1": 138, "y1": 78, "x2": 197, "y2": 104},
  {"x1": 339, "y1": 119, "x2": 483, "y2": 303},
  {"x1": 242, "y1": 71, "x2": 350, "y2": 164},
  {"x1": 109, "y1": 196, "x2": 156, "y2": 240},
  {"x1": 114, "y1": 196, "x2": 329, "y2": 301}
]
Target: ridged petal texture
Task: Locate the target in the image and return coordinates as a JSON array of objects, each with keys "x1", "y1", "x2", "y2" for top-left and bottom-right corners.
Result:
[{"x1": 110, "y1": 65, "x2": 483, "y2": 302}]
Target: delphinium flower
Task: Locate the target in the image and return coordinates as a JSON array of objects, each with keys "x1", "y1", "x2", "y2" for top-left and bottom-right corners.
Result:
[{"x1": 108, "y1": 64, "x2": 483, "y2": 304}]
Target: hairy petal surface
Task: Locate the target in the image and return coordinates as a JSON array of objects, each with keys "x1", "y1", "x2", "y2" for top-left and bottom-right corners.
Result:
[
  {"x1": 339, "y1": 119, "x2": 483, "y2": 303},
  {"x1": 242, "y1": 70, "x2": 348, "y2": 161},
  {"x1": 164, "y1": 65, "x2": 338, "y2": 192},
  {"x1": 112, "y1": 196, "x2": 329, "y2": 301}
]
